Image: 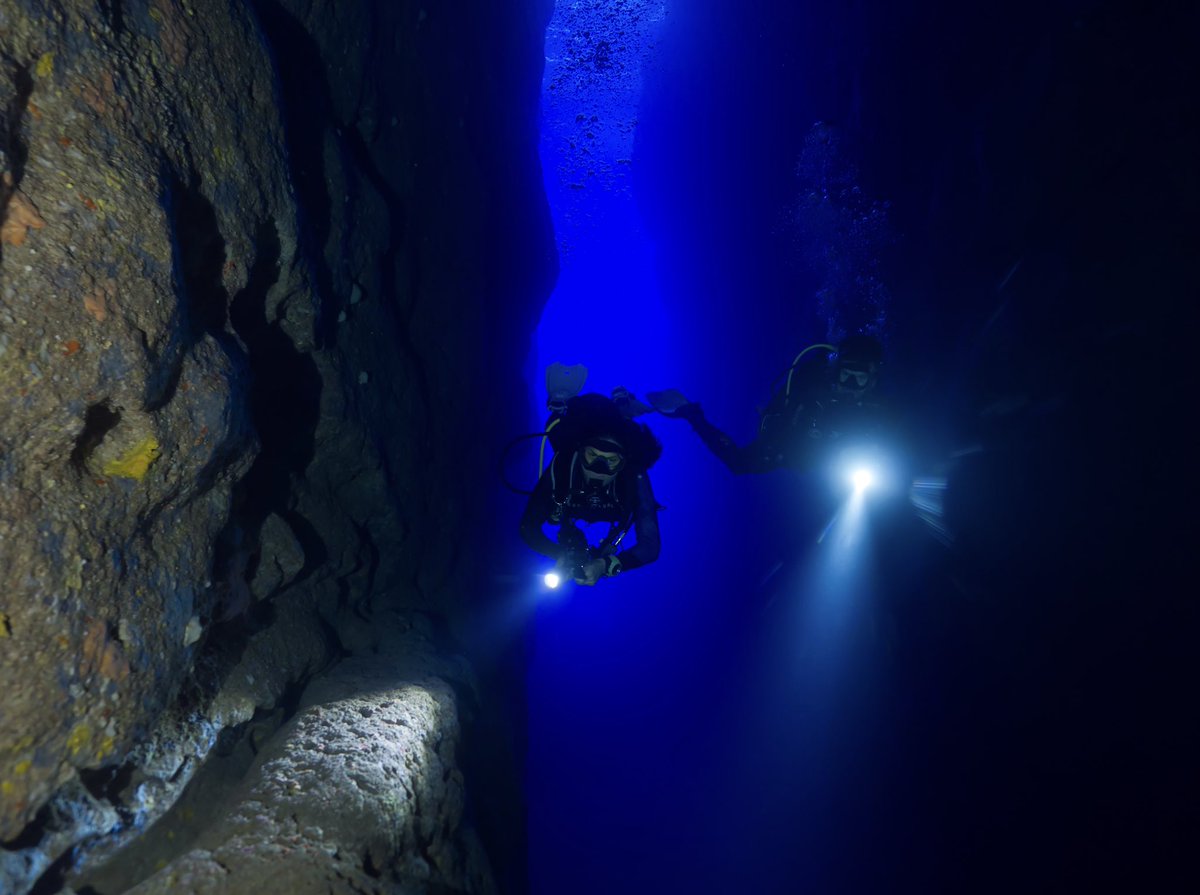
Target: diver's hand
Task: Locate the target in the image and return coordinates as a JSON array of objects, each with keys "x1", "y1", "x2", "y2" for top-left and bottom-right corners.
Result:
[
  {"x1": 647, "y1": 389, "x2": 692, "y2": 416},
  {"x1": 574, "y1": 558, "x2": 606, "y2": 586}
]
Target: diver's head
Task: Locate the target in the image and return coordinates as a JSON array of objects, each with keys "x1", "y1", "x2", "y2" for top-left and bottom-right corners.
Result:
[
  {"x1": 579, "y1": 435, "x2": 626, "y2": 483},
  {"x1": 564, "y1": 394, "x2": 662, "y2": 482},
  {"x1": 833, "y1": 334, "x2": 883, "y2": 399}
]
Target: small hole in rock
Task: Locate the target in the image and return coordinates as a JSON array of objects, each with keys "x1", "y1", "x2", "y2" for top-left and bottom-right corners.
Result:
[{"x1": 71, "y1": 403, "x2": 121, "y2": 471}]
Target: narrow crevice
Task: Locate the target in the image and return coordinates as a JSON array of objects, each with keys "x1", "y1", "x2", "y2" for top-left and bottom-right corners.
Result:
[
  {"x1": 146, "y1": 167, "x2": 236, "y2": 411},
  {"x1": 246, "y1": 0, "x2": 340, "y2": 347},
  {"x1": 78, "y1": 763, "x2": 136, "y2": 808},
  {"x1": 29, "y1": 848, "x2": 75, "y2": 895},
  {"x1": 1, "y1": 54, "x2": 33, "y2": 187},
  {"x1": 211, "y1": 217, "x2": 326, "y2": 622},
  {"x1": 1, "y1": 55, "x2": 35, "y2": 267},
  {"x1": 213, "y1": 704, "x2": 283, "y2": 758},
  {"x1": 0, "y1": 803, "x2": 48, "y2": 851},
  {"x1": 278, "y1": 508, "x2": 329, "y2": 578},
  {"x1": 123, "y1": 170, "x2": 258, "y2": 551},
  {"x1": 97, "y1": 0, "x2": 125, "y2": 35},
  {"x1": 70, "y1": 402, "x2": 121, "y2": 472},
  {"x1": 350, "y1": 519, "x2": 381, "y2": 616}
]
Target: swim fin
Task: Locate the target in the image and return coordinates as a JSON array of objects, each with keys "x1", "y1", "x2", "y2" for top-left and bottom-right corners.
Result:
[{"x1": 546, "y1": 362, "x2": 588, "y2": 412}]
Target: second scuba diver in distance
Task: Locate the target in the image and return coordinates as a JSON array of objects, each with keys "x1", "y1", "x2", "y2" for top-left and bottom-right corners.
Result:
[
  {"x1": 648, "y1": 334, "x2": 887, "y2": 475},
  {"x1": 520, "y1": 367, "x2": 663, "y2": 586}
]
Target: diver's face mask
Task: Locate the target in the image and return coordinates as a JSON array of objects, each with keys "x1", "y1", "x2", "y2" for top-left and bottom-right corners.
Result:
[
  {"x1": 835, "y1": 363, "x2": 877, "y2": 396},
  {"x1": 581, "y1": 442, "x2": 625, "y2": 481}
]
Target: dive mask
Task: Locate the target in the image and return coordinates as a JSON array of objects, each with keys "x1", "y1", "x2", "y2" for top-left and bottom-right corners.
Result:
[
  {"x1": 581, "y1": 441, "x2": 625, "y2": 475},
  {"x1": 838, "y1": 367, "x2": 872, "y2": 389}
]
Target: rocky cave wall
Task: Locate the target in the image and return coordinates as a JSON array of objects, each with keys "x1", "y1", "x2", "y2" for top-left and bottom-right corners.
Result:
[{"x1": 0, "y1": 1, "x2": 554, "y2": 892}]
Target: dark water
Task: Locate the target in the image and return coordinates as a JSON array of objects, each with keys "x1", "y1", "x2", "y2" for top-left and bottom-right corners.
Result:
[{"x1": 520, "y1": 1, "x2": 1196, "y2": 892}]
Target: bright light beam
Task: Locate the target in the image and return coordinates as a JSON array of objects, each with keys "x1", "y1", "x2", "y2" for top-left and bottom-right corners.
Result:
[
  {"x1": 544, "y1": 571, "x2": 562, "y2": 589},
  {"x1": 851, "y1": 467, "x2": 874, "y2": 492}
]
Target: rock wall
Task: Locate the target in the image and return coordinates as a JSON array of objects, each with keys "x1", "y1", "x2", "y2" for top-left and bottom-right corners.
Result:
[
  {"x1": 1, "y1": 1, "x2": 554, "y2": 892},
  {"x1": 76, "y1": 617, "x2": 491, "y2": 895}
]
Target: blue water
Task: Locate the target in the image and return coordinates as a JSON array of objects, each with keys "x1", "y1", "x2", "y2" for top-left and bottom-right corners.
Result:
[
  {"x1": 519, "y1": 0, "x2": 1196, "y2": 892},
  {"x1": 524, "y1": 2, "x2": 896, "y2": 892}
]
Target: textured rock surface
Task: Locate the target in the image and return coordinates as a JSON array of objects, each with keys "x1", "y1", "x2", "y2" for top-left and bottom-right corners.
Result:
[
  {"x1": 2, "y1": 0, "x2": 553, "y2": 891},
  {"x1": 75, "y1": 615, "x2": 488, "y2": 895},
  {"x1": 2, "y1": 590, "x2": 335, "y2": 891},
  {"x1": 1, "y1": 0, "x2": 298, "y2": 843}
]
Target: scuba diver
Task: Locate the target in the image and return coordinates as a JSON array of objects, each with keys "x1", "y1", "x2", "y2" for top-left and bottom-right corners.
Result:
[
  {"x1": 648, "y1": 334, "x2": 887, "y2": 475},
  {"x1": 519, "y1": 366, "x2": 663, "y2": 585}
]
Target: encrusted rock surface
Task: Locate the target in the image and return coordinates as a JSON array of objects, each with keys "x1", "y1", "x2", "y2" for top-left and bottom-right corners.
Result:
[
  {"x1": 75, "y1": 615, "x2": 489, "y2": 895},
  {"x1": 2, "y1": 0, "x2": 554, "y2": 892},
  {"x1": 2, "y1": 588, "x2": 335, "y2": 891},
  {"x1": 1, "y1": 0, "x2": 300, "y2": 845}
]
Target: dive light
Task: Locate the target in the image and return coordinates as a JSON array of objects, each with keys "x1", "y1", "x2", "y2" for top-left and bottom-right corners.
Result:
[
  {"x1": 835, "y1": 443, "x2": 894, "y2": 496},
  {"x1": 850, "y1": 466, "x2": 875, "y2": 492}
]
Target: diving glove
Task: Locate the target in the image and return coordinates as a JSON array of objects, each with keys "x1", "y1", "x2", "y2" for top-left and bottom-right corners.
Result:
[
  {"x1": 646, "y1": 389, "x2": 692, "y2": 415},
  {"x1": 612, "y1": 386, "x2": 653, "y2": 418}
]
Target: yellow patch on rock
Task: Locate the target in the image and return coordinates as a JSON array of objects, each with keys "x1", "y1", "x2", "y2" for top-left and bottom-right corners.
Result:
[
  {"x1": 102, "y1": 437, "x2": 161, "y2": 480},
  {"x1": 66, "y1": 724, "x2": 93, "y2": 756},
  {"x1": 3, "y1": 734, "x2": 35, "y2": 755},
  {"x1": 35, "y1": 53, "x2": 54, "y2": 78}
]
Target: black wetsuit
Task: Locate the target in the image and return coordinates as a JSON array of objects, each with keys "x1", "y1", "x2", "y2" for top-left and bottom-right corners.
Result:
[
  {"x1": 519, "y1": 449, "x2": 661, "y2": 572},
  {"x1": 683, "y1": 358, "x2": 887, "y2": 475}
]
